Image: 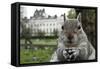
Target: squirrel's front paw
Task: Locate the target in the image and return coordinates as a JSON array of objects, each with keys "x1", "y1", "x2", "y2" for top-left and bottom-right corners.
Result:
[{"x1": 63, "y1": 49, "x2": 79, "y2": 61}]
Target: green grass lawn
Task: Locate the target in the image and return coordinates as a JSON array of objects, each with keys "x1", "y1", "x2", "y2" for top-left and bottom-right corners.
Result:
[
  {"x1": 20, "y1": 47, "x2": 54, "y2": 64},
  {"x1": 20, "y1": 38, "x2": 57, "y2": 64}
]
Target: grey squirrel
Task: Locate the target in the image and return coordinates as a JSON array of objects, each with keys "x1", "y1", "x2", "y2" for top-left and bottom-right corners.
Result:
[{"x1": 50, "y1": 13, "x2": 95, "y2": 62}]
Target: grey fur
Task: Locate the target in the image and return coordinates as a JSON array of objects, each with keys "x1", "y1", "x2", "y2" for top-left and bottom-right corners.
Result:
[{"x1": 50, "y1": 13, "x2": 95, "y2": 62}]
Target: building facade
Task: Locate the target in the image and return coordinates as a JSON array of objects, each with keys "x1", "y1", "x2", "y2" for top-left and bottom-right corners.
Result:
[{"x1": 21, "y1": 9, "x2": 64, "y2": 36}]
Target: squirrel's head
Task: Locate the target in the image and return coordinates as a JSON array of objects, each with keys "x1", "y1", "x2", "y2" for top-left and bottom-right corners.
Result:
[{"x1": 61, "y1": 13, "x2": 83, "y2": 47}]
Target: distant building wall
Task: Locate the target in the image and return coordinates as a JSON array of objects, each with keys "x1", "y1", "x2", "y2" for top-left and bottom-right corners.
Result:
[{"x1": 25, "y1": 16, "x2": 64, "y2": 36}]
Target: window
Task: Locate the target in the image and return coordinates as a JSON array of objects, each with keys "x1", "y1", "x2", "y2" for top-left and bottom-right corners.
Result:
[
  {"x1": 50, "y1": 24, "x2": 52, "y2": 26},
  {"x1": 47, "y1": 28, "x2": 48, "y2": 33},
  {"x1": 50, "y1": 28, "x2": 52, "y2": 33},
  {"x1": 36, "y1": 24, "x2": 38, "y2": 26}
]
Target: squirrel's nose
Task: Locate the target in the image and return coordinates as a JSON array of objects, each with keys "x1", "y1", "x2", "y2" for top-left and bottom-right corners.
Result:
[{"x1": 68, "y1": 35, "x2": 73, "y2": 40}]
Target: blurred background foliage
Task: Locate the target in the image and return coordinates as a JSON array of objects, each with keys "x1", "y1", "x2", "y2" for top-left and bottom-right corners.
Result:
[
  {"x1": 75, "y1": 8, "x2": 96, "y2": 48},
  {"x1": 67, "y1": 8, "x2": 76, "y2": 19}
]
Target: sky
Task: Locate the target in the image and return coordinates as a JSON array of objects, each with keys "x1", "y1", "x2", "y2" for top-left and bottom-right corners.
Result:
[{"x1": 20, "y1": 5, "x2": 71, "y2": 19}]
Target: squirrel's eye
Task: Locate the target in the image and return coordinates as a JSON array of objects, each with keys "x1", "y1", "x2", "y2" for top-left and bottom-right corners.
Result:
[
  {"x1": 62, "y1": 26, "x2": 64, "y2": 30},
  {"x1": 78, "y1": 26, "x2": 81, "y2": 30}
]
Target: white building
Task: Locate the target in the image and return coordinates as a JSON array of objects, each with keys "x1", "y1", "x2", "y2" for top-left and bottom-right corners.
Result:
[{"x1": 21, "y1": 9, "x2": 65, "y2": 36}]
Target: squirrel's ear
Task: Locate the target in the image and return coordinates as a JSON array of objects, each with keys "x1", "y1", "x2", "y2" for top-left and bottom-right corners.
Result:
[
  {"x1": 64, "y1": 13, "x2": 67, "y2": 22},
  {"x1": 77, "y1": 13, "x2": 81, "y2": 22}
]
